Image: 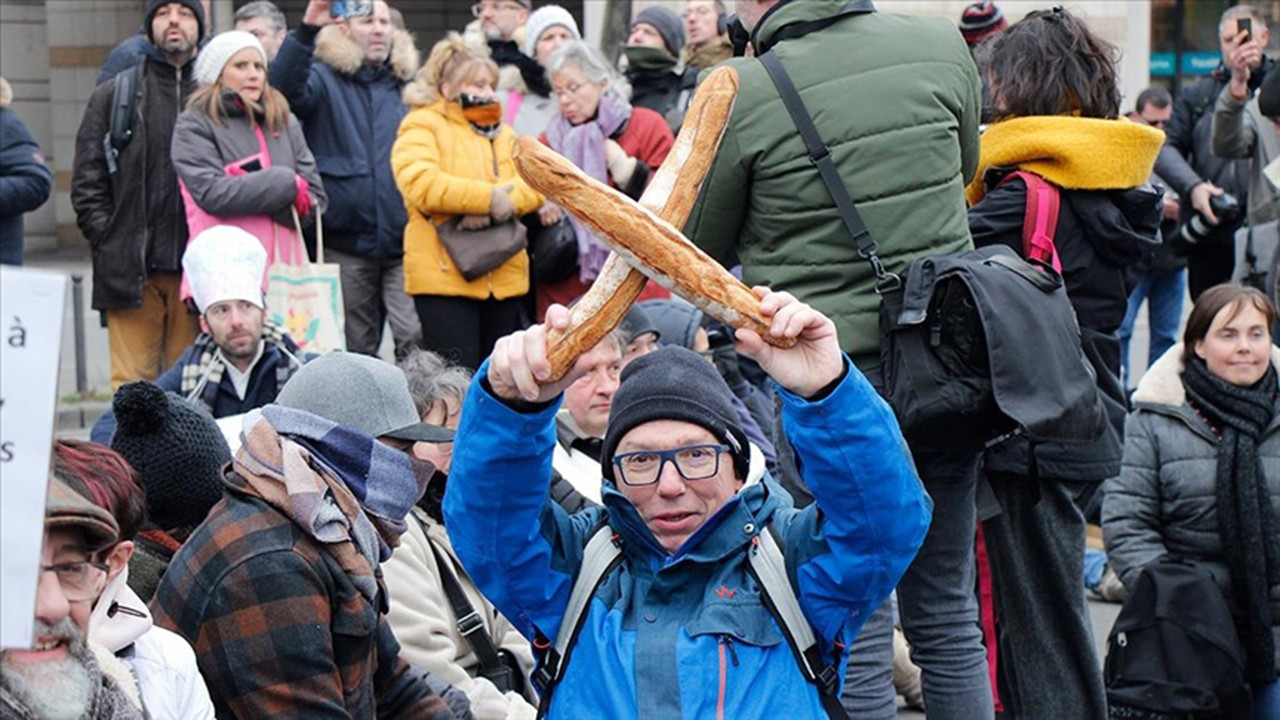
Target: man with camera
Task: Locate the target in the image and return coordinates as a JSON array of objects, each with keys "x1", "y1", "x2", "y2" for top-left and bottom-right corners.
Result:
[{"x1": 1155, "y1": 4, "x2": 1269, "y2": 299}]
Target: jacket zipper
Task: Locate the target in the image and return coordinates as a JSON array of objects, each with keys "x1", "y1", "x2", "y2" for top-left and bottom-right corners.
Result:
[{"x1": 717, "y1": 635, "x2": 738, "y2": 720}]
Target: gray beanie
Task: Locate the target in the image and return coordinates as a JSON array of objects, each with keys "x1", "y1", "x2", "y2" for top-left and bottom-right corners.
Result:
[
  {"x1": 639, "y1": 299, "x2": 702, "y2": 350},
  {"x1": 632, "y1": 6, "x2": 685, "y2": 57},
  {"x1": 601, "y1": 346, "x2": 747, "y2": 482}
]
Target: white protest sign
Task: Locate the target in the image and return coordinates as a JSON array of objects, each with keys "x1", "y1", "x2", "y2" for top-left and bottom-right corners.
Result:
[{"x1": 0, "y1": 266, "x2": 67, "y2": 649}]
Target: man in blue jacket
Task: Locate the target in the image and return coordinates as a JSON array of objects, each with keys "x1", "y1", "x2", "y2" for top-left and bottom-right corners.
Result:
[
  {"x1": 444, "y1": 290, "x2": 931, "y2": 718},
  {"x1": 270, "y1": 0, "x2": 422, "y2": 358}
]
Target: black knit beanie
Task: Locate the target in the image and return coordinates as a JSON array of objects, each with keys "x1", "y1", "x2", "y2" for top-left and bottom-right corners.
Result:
[
  {"x1": 601, "y1": 346, "x2": 748, "y2": 482},
  {"x1": 145, "y1": 0, "x2": 207, "y2": 46},
  {"x1": 110, "y1": 381, "x2": 230, "y2": 530}
]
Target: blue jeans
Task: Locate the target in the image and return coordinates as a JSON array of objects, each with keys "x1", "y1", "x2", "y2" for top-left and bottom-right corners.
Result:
[
  {"x1": 1119, "y1": 267, "x2": 1186, "y2": 388},
  {"x1": 1255, "y1": 678, "x2": 1280, "y2": 720}
]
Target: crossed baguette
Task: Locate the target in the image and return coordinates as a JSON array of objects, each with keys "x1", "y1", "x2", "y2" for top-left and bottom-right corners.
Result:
[{"x1": 514, "y1": 66, "x2": 794, "y2": 382}]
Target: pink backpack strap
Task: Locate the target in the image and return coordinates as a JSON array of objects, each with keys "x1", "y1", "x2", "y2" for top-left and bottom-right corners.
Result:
[{"x1": 999, "y1": 170, "x2": 1062, "y2": 273}]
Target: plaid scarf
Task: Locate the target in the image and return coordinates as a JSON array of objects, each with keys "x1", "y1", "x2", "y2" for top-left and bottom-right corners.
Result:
[
  {"x1": 179, "y1": 323, "x2": 303, "y2": 412},
  {"x1": 233, "y1": 405, "x2": 431, "y2": 602}
]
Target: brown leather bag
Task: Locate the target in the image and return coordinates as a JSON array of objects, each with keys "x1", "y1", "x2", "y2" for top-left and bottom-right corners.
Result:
[{"x1": 436, "y1": 217, "x2": 528, "y2": 282}]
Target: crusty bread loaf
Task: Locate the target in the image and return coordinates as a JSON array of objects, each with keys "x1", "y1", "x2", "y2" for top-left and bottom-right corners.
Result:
[{"x1": 520, "y1": 67, "x2": 781, "y2": 382}]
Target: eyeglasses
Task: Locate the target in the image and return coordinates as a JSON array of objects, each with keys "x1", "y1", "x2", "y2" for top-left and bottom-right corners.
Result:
[
  {"x1": 471, "y1": 2, "x2": 524, "y2": 17},
  {"x1": 552, "y1": 82, "x2": 587, "y2": 100},
  {"x1": 42, "y1": 561, "x2": 109, "y2": 603},
  {"x1": 612, "y1": 444, "x2": 730, "y2": 486}
]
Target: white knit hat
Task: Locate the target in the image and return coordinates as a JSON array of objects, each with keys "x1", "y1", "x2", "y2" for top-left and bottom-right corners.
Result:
[
  {"x1": 194, "y1": 30, "x2": 268, "y2": 86},
  {"x1": 182, "y1": 226, "x2": 268, "y2": 313},
  {"x1": 523, "y1": 5, "x2": 581, "y2": 57}
]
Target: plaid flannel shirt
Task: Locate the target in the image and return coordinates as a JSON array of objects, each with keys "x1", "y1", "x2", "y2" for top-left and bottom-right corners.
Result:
[{"x1": 150, "y1": 472, "x2": 452, "y2": 720}]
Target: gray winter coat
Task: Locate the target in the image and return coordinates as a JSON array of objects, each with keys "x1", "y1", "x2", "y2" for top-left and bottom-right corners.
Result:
[
  {"x1": 1102, "y1": 344, "x2": 1280, "y2": 671},
  {"x1": 171, "y1": 102, "x2": 326, "y2": 230},
  {"x1": 1211, "y1": 87, "x2": 1280, "y2": 227}
]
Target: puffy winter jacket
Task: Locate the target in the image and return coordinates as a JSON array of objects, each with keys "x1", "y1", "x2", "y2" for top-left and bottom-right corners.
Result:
[
  {"x1": 1103, "y1": 345, "x2": 1280, "y2": 672},
  {"x1": 1212, "y1": 87, "x2": 1280, "y2": 227},
  {"x1": 0, "y1": 78, "x2": 53, "y2": 266},
  {"x1": 391, "y1": 97, "x2": 541, "y2": 301},
  {"x1": 269, "y1": 23, "x2": 418, "y2": 259},
  {"x1": 444, "y1": 358, "x2": 930, "y2": 719},
  {"x1": 685, "y1": 1, "x2": 980, "y2": 366}
]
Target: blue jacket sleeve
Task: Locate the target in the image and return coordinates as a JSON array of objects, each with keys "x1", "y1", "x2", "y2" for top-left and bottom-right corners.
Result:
[
  {"x1": 777, "y1": 358, "x2": 931, "y2": 644},
  {"x1": 95, "y1": 34, "x2": 147, "y2": 86},
  {"x1": 0, "y1": 110, "x2": 53, "y2": 216},
  {"x1": 443, "y1": 364, "x2": 597, "y2": 643},
  {"x1": 270, "y1": 25, "x2": 327, "y2": 118}
]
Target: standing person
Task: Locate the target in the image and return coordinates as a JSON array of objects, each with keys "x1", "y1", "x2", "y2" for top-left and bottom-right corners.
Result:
[
  {"x1": 172, "y1": 30, "x2": 326, "y2": 277},
  {"x1": 551, "y1": 332, "x2": 624, "y2": 504},
  {"x1": 97, "y1": 0, "x2": 212, "y2": 85},
  {"x1": 624, "y1": 6, "x2": 696, "y2": 134},
  {"x1": 1156, "y1": 4, "x2": 1271, "y2": 300},
  {"x1": 72, "y1": 0, "x2": 205, "y2": 389},
  {"x1": 539, "y1": 41, "x2": 674, "y2": 318},
  {"x1": 54, "y1": 439, "x2": 216, "y2": 719},
  {"x1": 509, "y1": 5, "x2": 581, "y2": 137},
  {"x1": 0, "y1": 476, "x2": 145, "y2": 720},
  {"x1": 444, "y1": 291, "x2": 930, "y2": 719},
  {"x1": 1105, "y1": 284, "x2": 1280, "y2": 720},
  {"x1": 1121, "y1": 86, "x2": 1185, "y2": 389},
  {"x1": 270, "y1": 0, "x2": 424, "y2": 358},
  {"x1": 462, "y1": 0, "x2": 537, "y2": 122},
  {"x1": 0, "y1": 76, "x2": 53, "y2": 266},
  {"x1": 393, "y1": 36, "x2": 543, "y2": 371},
  {"x1": 233, "y1": 1, "x2": 287, "y2": 62},
  {"x1": 682, "y1": 0, "x2": 731, "y2": 72},
  {"x1": 966, "y1": 10, "x2": 1164, "y2": 719},
  {"x1": 684, "y1": 0, "x2": 984, "y2": 716}
]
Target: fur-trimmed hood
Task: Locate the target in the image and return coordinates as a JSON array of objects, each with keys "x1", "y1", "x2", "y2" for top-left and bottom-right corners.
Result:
[
  {"x1": 0, "y1": 77, "x2": 11, "y2": 109},
  {"x1": 1132, "y1": 342, "x2": 1280, "y2": 408},
  {"x1": 313, "y1": 25, "x2": 418, "y2": 82}
]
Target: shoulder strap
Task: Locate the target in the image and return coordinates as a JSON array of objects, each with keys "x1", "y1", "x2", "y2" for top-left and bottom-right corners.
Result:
[
  {"x1": 747, "y1": 525, "x2": 850, "y2": 720},
  {"x1": 104, "y1": 63, "x2": 142, "y2": 174},
  {"x1": 414, "y1": 514, "x2": 508, "y2": 677},
  {"x1": 758, "y1": 50, "x2": 898, "y2": 294},
  {"x1": 1000, "y1": 171, "x2": 1062, "y2": 272},
  {"x1": 532, "y1": 523, "x2": 623, "y2": 718}
]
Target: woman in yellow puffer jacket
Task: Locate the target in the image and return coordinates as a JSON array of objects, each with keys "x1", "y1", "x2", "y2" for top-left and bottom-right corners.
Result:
[{"x1": 393, "y1": 35, "x2": 544, "y2": 370}]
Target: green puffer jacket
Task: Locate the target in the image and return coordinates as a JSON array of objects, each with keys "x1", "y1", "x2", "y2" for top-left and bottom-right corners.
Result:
[{"x1": 685, "y1": 1, "x2": 980, "y2": 365}]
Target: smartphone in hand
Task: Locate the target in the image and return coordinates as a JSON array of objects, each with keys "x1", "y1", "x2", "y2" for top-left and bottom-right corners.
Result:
[
  {"x1": 330, "y1": 0, "x2": 373, "y2": 19},
  {"x1": 1239, "y1": 17, "x2": 1253, "y2": 43}
]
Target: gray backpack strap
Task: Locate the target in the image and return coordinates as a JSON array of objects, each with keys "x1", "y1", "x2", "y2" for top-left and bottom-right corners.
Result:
[
  {"x1": 748, "y1": 525, "x2": 850, "y2": 720},
  {"x1": 532, "y1": 523, "x2": 622, "y2": 718}
]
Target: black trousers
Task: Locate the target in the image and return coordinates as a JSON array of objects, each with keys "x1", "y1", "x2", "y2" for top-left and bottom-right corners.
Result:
[{"x1": 413, "y1": 294, "x2": 527, "y2": 372}]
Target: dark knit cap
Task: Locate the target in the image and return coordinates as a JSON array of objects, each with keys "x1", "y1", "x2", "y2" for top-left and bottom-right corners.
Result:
[
  {"x1": 145, "y1": 0, "x2": 207, "y2": 46},
  {"x1": 110, "y1": 381, "x2": 230, "y2": 530},
  {"x1": 633, "y1": 6, "x2": 685, "y2": 57},
  {"x1": 959, "y1": 1, "x2": 1006, "y2": 46},
  {"x1": 620, "y1": 304, "x2": 661, "y2": 345},
  {"x1": 601, "y1": 346, "x2": 748, "y2": 482}
]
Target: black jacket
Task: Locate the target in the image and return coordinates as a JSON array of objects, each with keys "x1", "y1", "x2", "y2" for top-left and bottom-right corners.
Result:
[
  {"x1": 970, "y1": 174, "x2": 1162, "y2": 481},
  {"x1": 626, "y1": 67, "x2": 696, "y2": 134},
  {"x1": 1154, "y1": 61, "x2": 1271, "y2": 243},
  {"x1": 72, "y1": 50, "x2": 196, "y2": 310}
]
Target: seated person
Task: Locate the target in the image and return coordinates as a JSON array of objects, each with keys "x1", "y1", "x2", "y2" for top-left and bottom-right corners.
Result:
[
  {"x1": 91, "y1": 226, "x2": 311, "y2": 443},
  {"x1": 443, "y1": 289, "x2": 931, "y2": 718}
]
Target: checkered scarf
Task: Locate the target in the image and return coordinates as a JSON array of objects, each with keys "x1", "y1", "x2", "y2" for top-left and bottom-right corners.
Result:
[{"x1": 179, "y1": 322, "x2": 303, "y2": 412}]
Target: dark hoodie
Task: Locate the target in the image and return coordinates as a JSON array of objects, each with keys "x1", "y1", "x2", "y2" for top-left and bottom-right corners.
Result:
[{"x1": 969, "y1": 173, "x2": 1162, "y2": 481}]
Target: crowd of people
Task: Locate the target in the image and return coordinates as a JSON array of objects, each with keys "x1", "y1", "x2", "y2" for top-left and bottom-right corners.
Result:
[{"x1": 4, "y1": 1, "x2": 1280, "y2": 719}]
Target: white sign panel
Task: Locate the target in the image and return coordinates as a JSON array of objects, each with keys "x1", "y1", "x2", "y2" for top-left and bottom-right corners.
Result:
[{"x1": 0, "y1": 266, "x2": 67, "y2": 649}]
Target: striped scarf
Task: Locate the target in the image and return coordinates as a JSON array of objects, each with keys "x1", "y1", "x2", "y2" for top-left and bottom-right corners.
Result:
[{"x1": 179, "y1": 322, "x2": 303, "y2": 412}]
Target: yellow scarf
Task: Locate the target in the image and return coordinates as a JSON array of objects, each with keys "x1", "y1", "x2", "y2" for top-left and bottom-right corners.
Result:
[{"x1": 965, "y1": 116, "x2": 1166, "y2": 205}]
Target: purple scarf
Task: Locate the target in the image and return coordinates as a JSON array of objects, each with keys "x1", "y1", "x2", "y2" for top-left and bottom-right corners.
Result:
[{"x1": 544, "y1": 91, "x2": 633, "y2": 282}]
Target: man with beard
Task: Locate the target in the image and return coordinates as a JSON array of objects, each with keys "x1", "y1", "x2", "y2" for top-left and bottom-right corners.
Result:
[
  {"x1": 271, "y1": 0, "x2": 424, "y2": 359},
  {"x1": 72, "y1": 0, "x2": 204, "y2": 389},
  {"x1": 1, "y1": 476, "x2": 144, "y2": 719},
  {"x1": 89, "y1": 227, "x2": 311, "y2": 444}
]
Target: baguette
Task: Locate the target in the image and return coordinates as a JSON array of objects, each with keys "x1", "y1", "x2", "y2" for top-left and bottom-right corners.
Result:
[{"x1": 524, "y1": 67, "x2": 764, "y2": 382}]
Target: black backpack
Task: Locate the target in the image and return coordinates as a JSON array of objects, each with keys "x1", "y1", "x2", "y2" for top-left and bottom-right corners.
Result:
[{"x1": 1104, "y1": 558, "x2": 1251, "y2": 719}]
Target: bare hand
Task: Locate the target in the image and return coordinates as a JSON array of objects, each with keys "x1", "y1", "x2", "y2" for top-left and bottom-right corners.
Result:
[
  {"x1": 458, "y1": 214, "x2": 492, "y2": 230},
  {"x1": 490, "y1": 183, "x2": 516, "y2": 222},
  {"x1": 733, "y1": 287, "x2": 844, "y2": 398},
  {"x1": 1227, "y1": 30, "x2": 1262, "y2": 93},
  {"x1": 537, "y1": 201, "x2": 564, "y2": 226},
  {"x1": 487, "y1": 305, "x2": 587, "y2": 403},
  {"x1": 1190, "y1": 181, "x2": 1225, "y2": 224},
  {"x1": 303, "y1": 0, "x2": 336, "y2": 27}
]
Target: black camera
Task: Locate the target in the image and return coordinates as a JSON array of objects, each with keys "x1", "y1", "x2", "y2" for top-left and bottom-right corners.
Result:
[{"x1": 1170, "y1": 192, "x2": 1241, "y2": 254}]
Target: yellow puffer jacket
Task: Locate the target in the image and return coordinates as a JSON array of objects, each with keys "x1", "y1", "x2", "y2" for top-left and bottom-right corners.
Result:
[{"x1": 392, "y1": 99, "x2": 542, "y2": 299}]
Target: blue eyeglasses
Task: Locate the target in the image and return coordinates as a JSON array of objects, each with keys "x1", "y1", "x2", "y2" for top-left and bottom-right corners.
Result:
[{"x1": 612, "y1": 444, "x2": 730, "y2": 486}]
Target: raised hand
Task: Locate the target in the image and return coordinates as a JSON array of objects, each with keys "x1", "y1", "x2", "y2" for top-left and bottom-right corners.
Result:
[
  {"x1": 487, "y1": 305, "x2": 588, "y2": 404},
  {"x1": 733, "y1": 287, "x2": 844, "y2": 398}
]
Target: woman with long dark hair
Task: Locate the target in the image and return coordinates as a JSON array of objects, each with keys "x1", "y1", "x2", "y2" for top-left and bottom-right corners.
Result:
[
  {"x1": 1106, "y1": 284, "x2": 1280, "y2": 718},
  {"x1": 966, "y1": 8, "x2": 1165, "y2": 718}
]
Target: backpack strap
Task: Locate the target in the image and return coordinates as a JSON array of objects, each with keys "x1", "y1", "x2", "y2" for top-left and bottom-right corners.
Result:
[
  {"x1": 1000, "y1": 171, "x2": 1062, "y2": 273},
  {"x1": 532, "y1": 523, "x2": 622, "y2": 718},
  {"x1": 746, "y1": 525, "x2": 850, "y2": 720},
  {"x1": 103, "y1": 63, "x2": 142, "y2": 175},
  {"x1": 758, "y1": 49, "x2": 899, "y2": 294}
]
